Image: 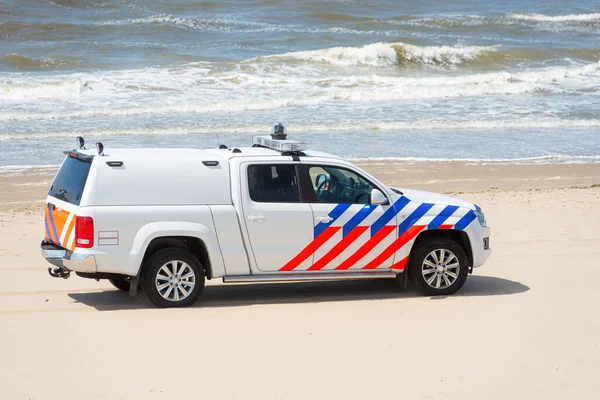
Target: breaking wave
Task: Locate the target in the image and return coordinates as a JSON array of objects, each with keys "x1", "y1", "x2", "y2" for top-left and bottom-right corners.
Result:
[
  {"x1": 263, "y1": 42, "x2": 499, "y2": 68},
  {"x1": 508, "y1": 13, "x2": 600, "y2": 22},
  {"x1": 1, "y1": 60, "x2": 598, "y2": 120}
]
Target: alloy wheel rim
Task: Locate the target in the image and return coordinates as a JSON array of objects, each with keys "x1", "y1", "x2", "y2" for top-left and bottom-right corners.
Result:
[
  {"x1": 421, "y1": 248, "x2": 460, "y2": 290},
  {"x1": 155, "y1": 260, "x2": 196, "y2": 302}
]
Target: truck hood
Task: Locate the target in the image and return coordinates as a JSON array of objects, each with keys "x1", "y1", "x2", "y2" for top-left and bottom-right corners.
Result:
[{"x1": 393, "y1": 188, "x2": 475, "y2": 210}]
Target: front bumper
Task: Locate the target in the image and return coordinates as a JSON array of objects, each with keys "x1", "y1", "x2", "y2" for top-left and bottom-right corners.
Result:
[
  {"x1": 40, "y1": 241, "x2": 97, "y2": 273},
  {"x1": 471, "y1": 226, "x2": 492, "y2": 268}
]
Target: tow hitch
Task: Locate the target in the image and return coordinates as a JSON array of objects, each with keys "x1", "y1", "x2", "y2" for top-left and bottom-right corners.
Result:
[{"x1": 48, "y1": 266, "x2": 71, "y2": 279}]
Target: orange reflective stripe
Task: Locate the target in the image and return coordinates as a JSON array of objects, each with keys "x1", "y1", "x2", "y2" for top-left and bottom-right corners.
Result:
[
  {"x1": 51, "y1": 209, "x2": 70, "y2": 241},
  {"x1": 63, "y1": 216, "x2": 76, "y2": 248}
]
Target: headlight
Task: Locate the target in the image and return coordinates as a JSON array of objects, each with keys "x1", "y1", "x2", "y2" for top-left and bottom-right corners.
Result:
[{"x1": 474, "y1": 209, "x2": 486, "y2": 226}]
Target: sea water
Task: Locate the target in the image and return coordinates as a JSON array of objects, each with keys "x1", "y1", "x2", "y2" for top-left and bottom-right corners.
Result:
[{"x1": 1, "y1": 0, "x2": 599, "y2": 168}]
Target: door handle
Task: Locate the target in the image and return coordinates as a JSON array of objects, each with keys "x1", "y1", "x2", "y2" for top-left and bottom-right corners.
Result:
[
  {"x1": 248, "y1": 215, "x2": 266, "y2": 222},
  {"x1": 315, "y1": 216, "x2": 333, "y2": 223}
]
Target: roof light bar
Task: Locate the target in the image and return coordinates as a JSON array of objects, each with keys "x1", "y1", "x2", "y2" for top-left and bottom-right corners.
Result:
[{"x1": 252, "y1": 136, "x2": 307, "y2": 152}]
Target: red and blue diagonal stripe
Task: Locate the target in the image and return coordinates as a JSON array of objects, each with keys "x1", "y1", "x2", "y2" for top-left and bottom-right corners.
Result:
[
  {"x1": 334, "y1": 197, "x2": 411, "y2": 270},
  {"x1": 313, "y1": 203, "x2": 350, "y2": 238},
  {"x1": 342, "y1": 204, "x2": 377, "y2": 237},
  {"x1": 308, "y1": 204, "x2": 378, "y2": 271},
  {"x1": 362, "y1": 202, "x2": 434, "y2": 269},
  {"x1": 279, "y1": 196, "x2": 477, "y2": 273},
  {"x1": 370, "y1": 196, "x2": 410, "y2": 237},
  {"x1": 388, "y1": 205, "x2": 459, "y2": 270}
]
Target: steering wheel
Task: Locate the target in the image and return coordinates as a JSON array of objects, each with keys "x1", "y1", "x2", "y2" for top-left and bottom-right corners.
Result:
[{"x1": 317, "y1": 177, "x2": 330, "y2": 192}]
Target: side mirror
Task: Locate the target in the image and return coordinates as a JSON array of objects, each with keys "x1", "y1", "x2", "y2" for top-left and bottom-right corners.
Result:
[
  {"x1": 315, "y1": 173, "x2": 327, "y2": 188},
  {"x1": 370, "y1": 189, "x2": 388, "y2": 205}
]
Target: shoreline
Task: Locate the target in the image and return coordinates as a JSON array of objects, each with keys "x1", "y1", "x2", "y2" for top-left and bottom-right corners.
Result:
[{"x1": 1, "y1": 161, "x2": 598, "y2": 211}]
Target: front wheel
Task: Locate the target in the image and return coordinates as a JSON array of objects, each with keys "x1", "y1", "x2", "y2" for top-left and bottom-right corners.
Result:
[
  {"x1": 141, "y1": 248, "x2": 205, "y2": 308},
  {"x1": 408, "y1": 238, "x2": 469, "y2": 296}
]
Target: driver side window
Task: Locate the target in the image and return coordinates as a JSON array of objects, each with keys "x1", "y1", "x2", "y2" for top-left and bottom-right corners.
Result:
[{"x1": 308, "y1": 165, "x2": 374, "y2": 204}]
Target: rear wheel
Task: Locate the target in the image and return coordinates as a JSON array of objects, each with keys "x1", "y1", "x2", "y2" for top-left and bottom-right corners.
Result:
[
  {"x1": 409, "y1": 238, "x2": 469, "y2": 296},
  {"x1": 141, "y1": 248, "x2": 205, "y2": 308},
  {"x1": 108, "y1": 276, "x2": 131, "y2": 292}
]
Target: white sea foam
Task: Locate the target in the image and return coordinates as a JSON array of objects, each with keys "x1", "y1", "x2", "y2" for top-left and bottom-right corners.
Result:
[
  {"x1": 100, "y1": 14, "x2": 395, "y2": 36},
  {"x1": 2, "y1": 118, "x2": 599, "y2": 141},
  {"x1": 349, "y1": 155, "x2": 600, "y2": 164},
  {"x1": 3, "y1": 58, "x2": 597, "y2": 122},
  {"x1": 508, "y1": 13, "x2": 600, "y2": 22},
  {"x1": 0, "y1": 79, "x2": 92, "y2": 100},
  {"x1": 311, "y1": 119, "x2": 600, "y2": 131},
  {"x1": 0, "y1": 96, "x2": 324, "y2": 122},
  {"x1": 101, "y1": 14, "x2": 270, "y2": 29}
]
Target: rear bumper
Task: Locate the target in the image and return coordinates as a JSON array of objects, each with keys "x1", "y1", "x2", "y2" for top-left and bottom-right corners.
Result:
[{"x1": 40, "y1": 241, "x2": 97, "y2": 273}]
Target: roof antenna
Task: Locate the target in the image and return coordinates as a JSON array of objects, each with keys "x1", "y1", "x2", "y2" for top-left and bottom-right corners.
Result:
[
  {"x1": 272, "y1": 123, "x2": 286, "y2": 140},
  {"x1": 217, "y1": 133, "x2": 228, "y2": 149},
  {"x1": 76, "y1": 136, "x2": 85, "y2": 150}
]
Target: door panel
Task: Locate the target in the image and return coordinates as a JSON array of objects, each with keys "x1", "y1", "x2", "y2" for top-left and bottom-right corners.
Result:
[
  {"x1": 244, "y1": 202, "x2": 315, "y2": 272},
  {"x1": 241, "y1": 162, "x2": 314, "y2": 272},
  {"x1": 310, "y1": 203, "x2": 398, "y2": 271},
  {"x1": 300, "y1": 164, "x2": 411, "y2": 272}
]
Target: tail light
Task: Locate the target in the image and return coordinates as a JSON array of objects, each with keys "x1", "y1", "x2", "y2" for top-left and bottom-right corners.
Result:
[{"x1": 75, "y1": 216, "x2": 94, "y2": 248}]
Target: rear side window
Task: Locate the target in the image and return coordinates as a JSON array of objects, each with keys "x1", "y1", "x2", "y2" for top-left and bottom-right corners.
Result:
[
  {"x1": 48, "y1": 156, "x2": 92, "y2": 206},
  {"x1": 247, "y1": 164, "x2": 300, "y2": 203}
]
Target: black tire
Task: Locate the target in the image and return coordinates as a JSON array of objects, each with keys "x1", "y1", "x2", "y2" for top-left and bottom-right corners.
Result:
[
  {"x1": 141, "y1": 248, "x2": 205, "y2": 308},
  {"x1": 408, "y1": 238, "x2": 469, "y2": 296},
  {"x1": 108, "y1": 276, "x2": 131, "y2": 291}
]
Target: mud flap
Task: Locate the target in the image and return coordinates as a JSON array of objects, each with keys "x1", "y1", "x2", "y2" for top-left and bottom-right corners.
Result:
[
  {"x1": 395, "y1": 272, "x2": 409, "y2": 289},
  {"x1": 129, "y1": 274, "x2": 140, "y2": 297}
]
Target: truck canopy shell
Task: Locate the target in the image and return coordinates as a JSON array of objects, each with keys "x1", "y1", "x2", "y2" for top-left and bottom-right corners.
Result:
[{"x1": 82, "y1": 148, "x2": 232, "y2": 206}]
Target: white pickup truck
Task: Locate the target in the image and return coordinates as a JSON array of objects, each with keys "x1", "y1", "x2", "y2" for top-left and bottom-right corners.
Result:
[{"x1": 41, "y1": 128, "x2": 491, "y2": 307}]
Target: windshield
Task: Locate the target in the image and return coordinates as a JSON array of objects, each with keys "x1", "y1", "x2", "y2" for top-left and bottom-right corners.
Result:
[{"x1": 48, "y1": 156, "x2": 92, "y2": 206}]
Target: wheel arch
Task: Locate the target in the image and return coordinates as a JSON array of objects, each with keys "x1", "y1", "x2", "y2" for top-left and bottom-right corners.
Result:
[
  {"x1": 140, "y1": 236, "x2": 213, "y2": 279},
  {"x1": 408, "y1": 228, "x2": 473, "y2": 271},
  {"x1": 124, "y1": 222, "x2": 226, "y2": 278}
]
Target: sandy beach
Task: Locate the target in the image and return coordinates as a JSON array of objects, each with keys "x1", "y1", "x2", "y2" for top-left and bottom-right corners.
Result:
[{"x1": 0, "y1": 161, "x2": 599, "y2": 399}]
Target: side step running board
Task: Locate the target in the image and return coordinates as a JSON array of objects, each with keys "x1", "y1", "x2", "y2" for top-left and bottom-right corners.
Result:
[{"x1": 223, "y1": 271, "x2": 397, "y2": 283}]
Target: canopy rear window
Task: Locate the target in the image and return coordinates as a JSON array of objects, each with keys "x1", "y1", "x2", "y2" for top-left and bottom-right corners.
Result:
[{"x1": 48, "y1": 155, "x2": 92, "y2": 206}]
